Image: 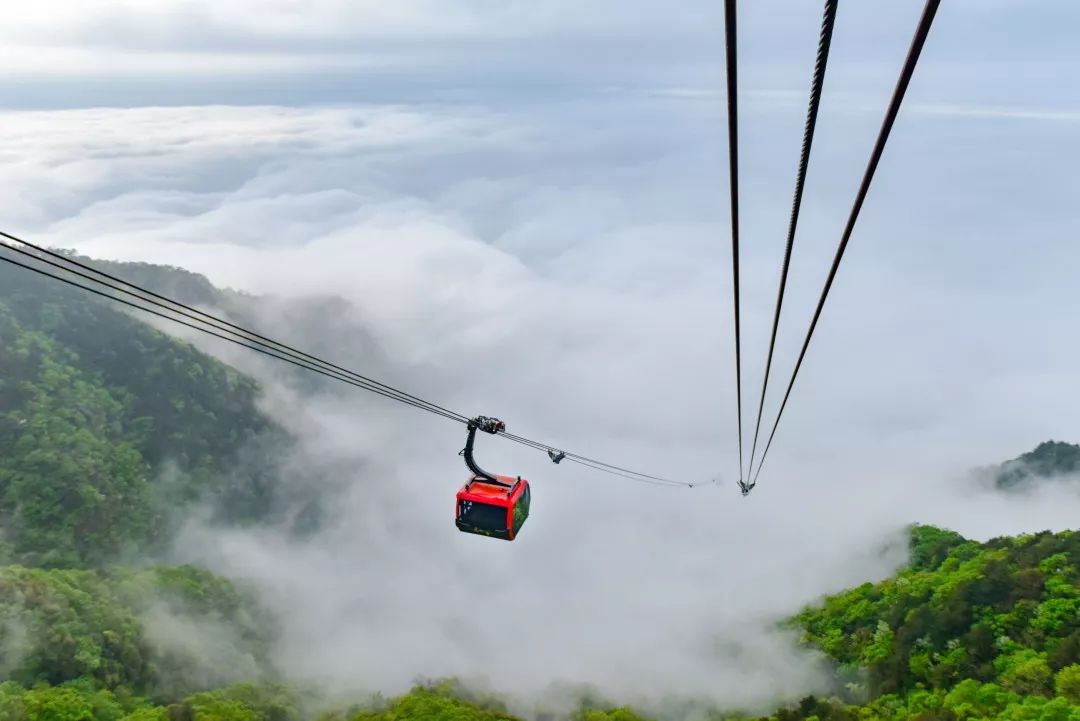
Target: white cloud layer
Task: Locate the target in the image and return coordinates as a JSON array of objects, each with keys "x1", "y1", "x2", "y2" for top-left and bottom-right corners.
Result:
[{"x1": 2, "y1": 92, "x2": 1079, "y2": 714}]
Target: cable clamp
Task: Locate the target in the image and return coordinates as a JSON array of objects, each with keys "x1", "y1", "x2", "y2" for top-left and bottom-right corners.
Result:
[{"x1": 471, "y1": 416, "x2": 505, "y2": 434}]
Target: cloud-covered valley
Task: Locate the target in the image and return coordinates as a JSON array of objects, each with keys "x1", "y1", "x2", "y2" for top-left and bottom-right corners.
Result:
[{"x1": 2, "y1": 92, "x2": 1079, "y2": 714}]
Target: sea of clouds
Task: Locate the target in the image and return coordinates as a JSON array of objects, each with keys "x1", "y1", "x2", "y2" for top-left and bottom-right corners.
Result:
[{"x1": 2, "y1": 31, "x2": 1079, "y2": 711}]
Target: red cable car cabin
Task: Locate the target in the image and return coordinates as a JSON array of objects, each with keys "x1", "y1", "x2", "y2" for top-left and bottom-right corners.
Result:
[
  {"x1": 454, "y1": 416, "x2": 531, "y2": 541},
  {"x1": 456, "y1": 474, "x2": 531, "y2": 541}
]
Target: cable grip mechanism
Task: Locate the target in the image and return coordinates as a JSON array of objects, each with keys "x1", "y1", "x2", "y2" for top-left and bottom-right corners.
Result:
[{"x1": 461, "y1": 415, "x2": 508, "y2": 486}]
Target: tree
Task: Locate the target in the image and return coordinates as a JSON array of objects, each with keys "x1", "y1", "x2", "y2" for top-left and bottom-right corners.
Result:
[
  {"x1": 1053, "y1": 665, "x2": 1080, "y2": 704},
  {"x1": 999, "y1": 653, "x2": 1052, "y2": 696}
]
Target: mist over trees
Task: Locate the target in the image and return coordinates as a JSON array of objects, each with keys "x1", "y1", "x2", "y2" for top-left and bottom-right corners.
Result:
[
  {"x1": 993, "y1": 442, "x2": 1080, "y2": 492},
  {"x1": 0, "y1": 258, "x2": 323, "y2": 567},
  {"x1": 0, "y1": 258, "x2": 1076, "y2": 720}
]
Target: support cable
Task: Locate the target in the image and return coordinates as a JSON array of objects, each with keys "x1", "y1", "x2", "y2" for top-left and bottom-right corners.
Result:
[
  {"x1": 723, "y1": 0, "x2": 746, "y2": 484},
  {"x1": 743, "y1": 0, "x2": 839, "y2": 493},
  {"x1": 0, "y1": 236, "x2": 709, "y2": 489},
  {"x1": 750, "y1": 0, "x2": 942, "y2": 484}
]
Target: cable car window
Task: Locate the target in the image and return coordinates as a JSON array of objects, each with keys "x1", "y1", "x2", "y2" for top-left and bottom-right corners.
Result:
[{"x1": 458, "y1": 499, "x2": 507, "y2": 532}]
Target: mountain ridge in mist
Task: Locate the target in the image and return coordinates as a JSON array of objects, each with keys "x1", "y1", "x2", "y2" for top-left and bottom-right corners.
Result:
[
  {"x1": 0, "y1": 255, "x2": 304, "y2": 566},
  {"x1": 992, "y1": 441, "x2": 1080, "y2": 493}
]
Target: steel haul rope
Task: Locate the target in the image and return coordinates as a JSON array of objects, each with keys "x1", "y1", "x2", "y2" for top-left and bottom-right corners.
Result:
[
  {"x1": 750, "y1": 0, "x2": 942, "y2": 485},
  {"x1": 723, "y1": 0, "x2": 746, "y2": 486},
  {"x1": 0, "y1": 233, "x2": 709, "y2": 489},
  {"x1": 744, "y1": 0, "x2": 839, "y2": 494},
  {"x1": 0, "y1": 231, "x2": 468, "y2": 424}
]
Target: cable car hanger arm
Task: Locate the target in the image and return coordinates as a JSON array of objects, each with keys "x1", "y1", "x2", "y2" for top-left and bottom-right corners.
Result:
[{"x1": 461, "y1": 415, "x2": 508, "y2": 486}]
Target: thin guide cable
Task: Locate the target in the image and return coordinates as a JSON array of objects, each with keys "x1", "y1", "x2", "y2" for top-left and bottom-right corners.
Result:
[
  {"x1": 0, "y1": 231, "x2": 469, "y2": 423},
  {"x1": 745, "y1": 0, "x2": 839, "y2": 486},
  {"x1": 723, "y1": 0, "x2": 746, "y2": 483},
  {"x1": 752, "y1": 0, "x2": 942, "y2": 484},
  {"x1": 0, "y1": 239, "x2": 707, "y2": 489}
]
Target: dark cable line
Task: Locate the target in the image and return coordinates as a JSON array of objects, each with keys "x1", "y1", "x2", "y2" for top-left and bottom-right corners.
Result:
[
  {"x1": 0, "y1": 239, "x2": 705, "y2": 489},
  {"x1": 0, "y1": 231, "x2": 470, "y2": 424},
  {"x1": 496, "y1": 432, "x2": 691, "y2": 487},
  {"x1": 0, "y1": 252, "x2": 467, "y2": 424},
  {"x1": 500, "y1": 431, "x2": 690, "y2": 486},
  {"x1": 564, "y1": 458, "x2": 698, "y2": 487},
  {"x1": 745, "y1": 0, "x2": 839, "y2": 486},
  {"x1": 751, "y1": 0, "x2": 941, "y2": 484},
  {"x1": 2, "y1": 241, "x2": 473, "y2": 425},
  {"x1": 723, "y1": 0, "x2": 745, "y2": 483},
  {"x1": 2, "y1": 240, "x2": 466, "y2": 423}
]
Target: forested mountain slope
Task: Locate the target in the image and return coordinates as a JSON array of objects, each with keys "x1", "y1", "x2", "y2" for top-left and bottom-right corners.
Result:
[
  {"x1": 994, "y1": 442, "x2": 1080, "y2": 492},
  {"x1": 1, "y1": 525, "x2": 1074, "y2": 721},
  {"x1": 0, "y1": 565, "x2": 274, "y2": 698},
  {"x1": 783, "y1": 525, "x2": 1080, "y2": 721},
  {"x1": 0, "y1": 257, "x2": 291, "y2": 566}
]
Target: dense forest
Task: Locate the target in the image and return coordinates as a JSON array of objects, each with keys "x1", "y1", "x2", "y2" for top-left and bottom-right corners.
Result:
[
  {"x1": 0, "y1": 257, "x2": 1076, "y2": 720},
  {"x1": 0, "y1": 257, "x2": 320, "y2": 567},
  {"x1": 0, "y1": 526, "x2": 1075, "y2": 721}
]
